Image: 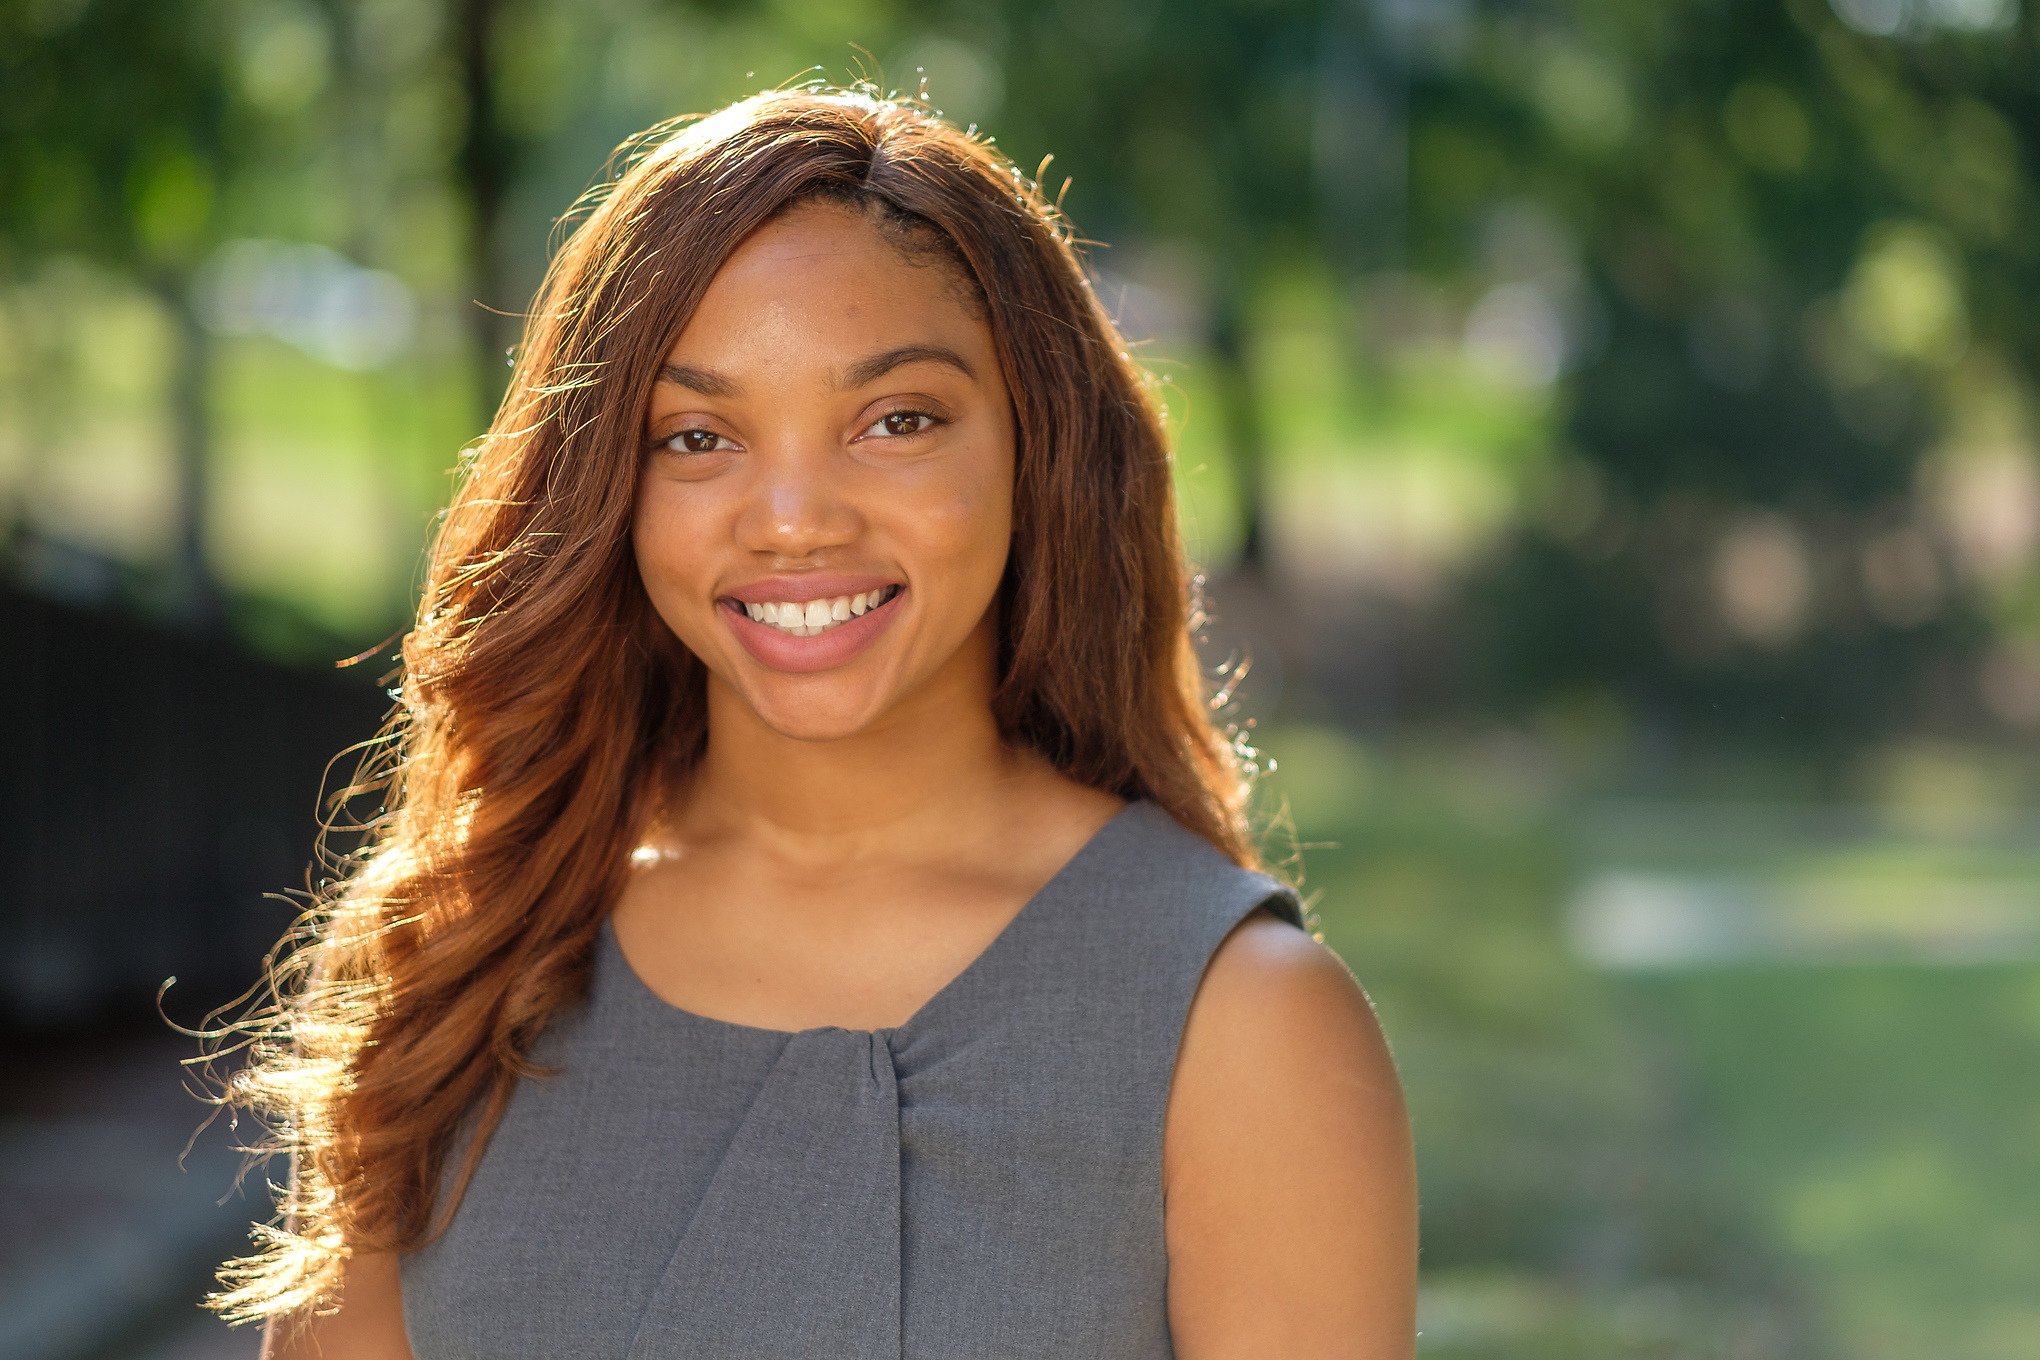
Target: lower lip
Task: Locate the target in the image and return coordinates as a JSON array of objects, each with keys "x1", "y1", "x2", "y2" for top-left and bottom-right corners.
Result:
[{"x1": 721, "y1": 592, "x2": 905, "y2": 673}]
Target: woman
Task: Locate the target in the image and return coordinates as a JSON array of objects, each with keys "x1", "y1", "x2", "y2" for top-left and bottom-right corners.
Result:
[{"x1": 218, "y1": 87, "x2": 1416, "y2": 1359}]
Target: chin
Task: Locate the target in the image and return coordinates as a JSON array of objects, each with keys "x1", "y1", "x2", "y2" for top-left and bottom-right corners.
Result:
[{"x1": 739, "y1": 681, "x2": 898, "y2": 743}]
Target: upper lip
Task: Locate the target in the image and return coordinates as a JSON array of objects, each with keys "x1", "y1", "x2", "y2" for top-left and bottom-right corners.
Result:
[{"x1": 722, "y1": 574, "x2": 903, "y2": 606}]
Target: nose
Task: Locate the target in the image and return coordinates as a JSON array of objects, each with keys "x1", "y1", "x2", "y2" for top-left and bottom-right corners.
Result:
[{"x1": 731, "y1": 441, "x2": 864, "y2": 559}]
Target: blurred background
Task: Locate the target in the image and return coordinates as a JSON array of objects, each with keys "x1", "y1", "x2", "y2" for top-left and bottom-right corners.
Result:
[{"x1": 3, "y1": 0, "x2": 2038, "y2": 1356}]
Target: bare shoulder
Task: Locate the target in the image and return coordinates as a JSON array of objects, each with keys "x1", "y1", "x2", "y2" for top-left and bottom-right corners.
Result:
[
  {"x1": 1171, "y1": 911, "x2": 1407, "y2": 1164},
  {"x1": 1164, "y1": 910, "x2": 1418, "y2": 1360},
  {"x1": 1194, "y1": 911, "x2": 1382, "y2": 1044}
]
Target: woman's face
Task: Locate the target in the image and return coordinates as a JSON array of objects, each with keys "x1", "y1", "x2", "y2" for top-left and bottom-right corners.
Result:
[{"x1": 633, "y1": 201, "x2": 1015, "y2": 743}]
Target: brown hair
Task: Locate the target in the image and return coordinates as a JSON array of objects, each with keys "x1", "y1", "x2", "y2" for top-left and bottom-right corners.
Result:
[{"x1": 210, "y1": 86, "x2": 1257, "y2": 1321}]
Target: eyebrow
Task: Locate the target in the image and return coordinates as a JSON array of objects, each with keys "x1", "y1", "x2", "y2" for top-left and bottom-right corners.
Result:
[
  {"x1": 656, "y1": 363, "x2": 741, "y2": 397},
  {"x1": 654, "y1": 344, "x2": 975, "y2": 400},
  {"x1": 838, "y1": 344, "x2": 975, "y2": 389}
]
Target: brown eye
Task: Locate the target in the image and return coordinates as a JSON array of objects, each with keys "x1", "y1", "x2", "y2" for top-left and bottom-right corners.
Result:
[
  {"x1": 874, "y1": 411, "x2": 936, "y2": 437},
  {"x1": 667, "y1": 428, "x2": 731, "y2": 454}
]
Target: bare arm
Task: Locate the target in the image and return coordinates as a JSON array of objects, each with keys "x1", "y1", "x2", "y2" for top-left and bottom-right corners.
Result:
[
  {"x1": 260, "y1": 1252, "x2": 415, "y2": 1360},
  {"x1": 1164, "y1": 912, "x2": 1419, "y2": 1359}
]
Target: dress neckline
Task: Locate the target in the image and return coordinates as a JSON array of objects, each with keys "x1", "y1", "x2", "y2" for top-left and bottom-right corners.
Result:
[{"x1": 597, "y1": 799, "x2": 1146, "y2": 1041}]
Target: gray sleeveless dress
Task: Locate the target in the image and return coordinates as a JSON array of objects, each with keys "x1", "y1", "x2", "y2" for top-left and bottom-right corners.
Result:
[{"x1": 402, "y1": 800, "x2": 1302, "y2": 1359}]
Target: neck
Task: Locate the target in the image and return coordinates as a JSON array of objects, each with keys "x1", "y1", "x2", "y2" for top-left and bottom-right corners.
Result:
[{"x1": 676, "y1": 626, "x2": 1024, "y2": 852}]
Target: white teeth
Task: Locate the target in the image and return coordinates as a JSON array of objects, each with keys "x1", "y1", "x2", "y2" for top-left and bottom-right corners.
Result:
[{"x1": 740, "y1": 586, "x2": 897, "y2": 638}]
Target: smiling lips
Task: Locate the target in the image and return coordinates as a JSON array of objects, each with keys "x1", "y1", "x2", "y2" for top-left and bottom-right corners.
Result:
[
  {"x1": 738, "y1": 584, "x2": 903, "y2": 638},
  {"x1": 720, "y1": 582, "x2": 906, "y2": 673}
]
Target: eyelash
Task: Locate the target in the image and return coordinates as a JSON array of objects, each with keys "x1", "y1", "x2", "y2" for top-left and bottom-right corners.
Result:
[
  {"x1": 652, "y1": 408, "x2": 946, "y2": 455},
  {"x1": 659, "y1": 428, "x2": 737, "y2": 455},
  {"x1": 861, "y1": 408, "x2": 944, "y2": 440}
]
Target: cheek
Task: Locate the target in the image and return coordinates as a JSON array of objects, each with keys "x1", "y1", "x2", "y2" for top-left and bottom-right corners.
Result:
[
  {"x1": 905, "y1": 452, "x2": 1013, "y2": 580},
  {"x1": 632, "y1": 479, "x2": 712, "y2": 608}
]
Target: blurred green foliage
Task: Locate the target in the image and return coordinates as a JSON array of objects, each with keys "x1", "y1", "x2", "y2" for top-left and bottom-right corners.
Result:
[{"x1": 7, "y1": 1, "x2": 2039, "y2": 758}]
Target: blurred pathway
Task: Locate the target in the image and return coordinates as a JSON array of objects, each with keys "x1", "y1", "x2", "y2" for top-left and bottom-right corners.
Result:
[
  {"x1": 0, "y1": 1029, "x2": 267, "y2": 1360},
  {"x1": 123, "y1": 1315, "x2": 259, "y2": 1360}
]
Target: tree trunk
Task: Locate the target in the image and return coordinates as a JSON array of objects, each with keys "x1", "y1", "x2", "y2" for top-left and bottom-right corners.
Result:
[
  {"x1": 1208, "y1": 278, "x2": 1267, "y2": 573},
  {"x1": 455, "y1": 0, "x2": 516, "y2": 428},
  {"x1": 163, "y1": 278, "x2": 222, "y2": 630}
]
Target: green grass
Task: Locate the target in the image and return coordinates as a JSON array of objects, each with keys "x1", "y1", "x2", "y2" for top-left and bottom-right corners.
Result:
[
  {"x1": 210, "y1": 336, "x2": 473, "y2": 647},
  {"x1": 1632, "y1": 966, "x2": 2040, "y2": 1360},
  {"x1": 1258, "y1": 725, "x2": 2040, "y2": 1359}
]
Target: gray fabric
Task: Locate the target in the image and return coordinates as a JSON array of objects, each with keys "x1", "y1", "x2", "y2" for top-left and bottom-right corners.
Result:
[{"x1": 403, "y1": 800, "x2": 1302, "y2": 1359}]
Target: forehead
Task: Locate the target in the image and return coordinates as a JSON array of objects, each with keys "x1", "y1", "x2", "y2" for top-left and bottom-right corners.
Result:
[{"x1": 666, "y1": 202, "x2": 988, "y2": 364}]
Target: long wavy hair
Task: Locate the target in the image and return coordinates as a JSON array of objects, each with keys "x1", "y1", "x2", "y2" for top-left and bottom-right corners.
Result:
[{"x1": 210, "y1": 86, "x2": 1258, "y2": 1321}]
